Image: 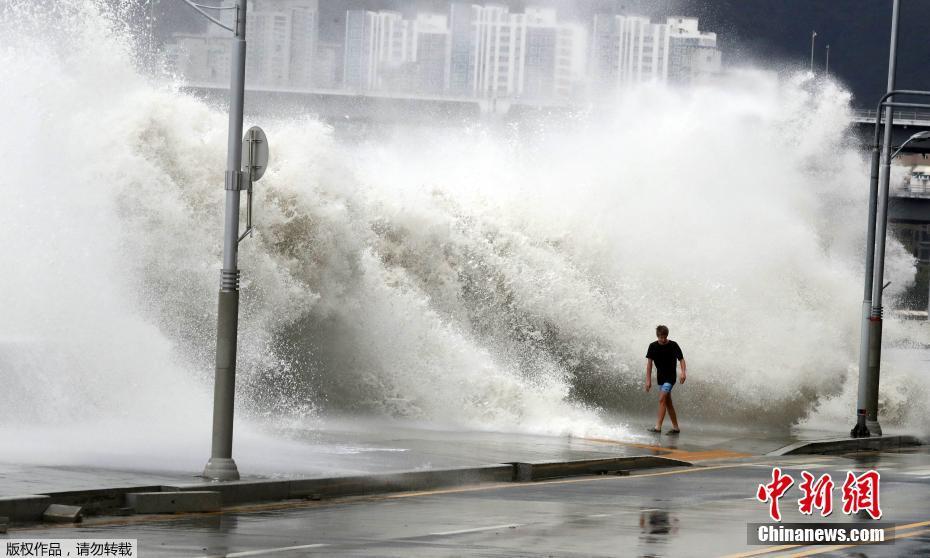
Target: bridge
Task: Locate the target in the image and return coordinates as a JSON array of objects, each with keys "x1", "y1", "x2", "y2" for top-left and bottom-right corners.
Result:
[
  {"x1": 850, "y1": 108, "x2": 930, "y2": 128},
  {"x1": 179, "y1": 83, "x2": 929, "y2": 223},
  {"x1": 849, "y1": 108, "x2": 930, "y2": 155},
  {"x1": 183, "y1": 82, "x2": 930, "y2": 131},
  {"x1": 890, "y1": 183, "x2": 930, "y2": 224},
  {"x1": 179, "y1": 82, "x2": 572, "y2": 124}
]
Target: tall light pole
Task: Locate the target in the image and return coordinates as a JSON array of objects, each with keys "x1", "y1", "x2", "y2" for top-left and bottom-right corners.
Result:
[
  {"x1": 852, "y1": 0, "x2": 900, "y2": 439},
  {"x1": 825, "y1": 44, "x2": 830, "y2": 76},
  {"x1": 810, "y1": 30, "x2": 817, "y2": 73},
  {"x1": 183, "y1": 0, "x2": 249, "y2": 481},
  {"x1": 863, "y1": 0, "x2": 903, "y2": 439}
]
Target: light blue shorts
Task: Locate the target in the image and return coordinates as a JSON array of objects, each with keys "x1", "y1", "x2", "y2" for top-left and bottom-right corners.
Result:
[{"x1": 659, "y1": 382, "x2": 674, "y2": 393}]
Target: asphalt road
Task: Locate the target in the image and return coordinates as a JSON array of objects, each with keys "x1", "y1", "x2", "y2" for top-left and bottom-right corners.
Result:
[{"x1": 7, "y1": 447, "x2": 930, "y2": 557}]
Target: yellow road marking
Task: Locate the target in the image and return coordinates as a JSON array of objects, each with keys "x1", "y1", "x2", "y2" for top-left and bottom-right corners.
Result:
[
  {"x1": 664, "y1": 449, "x2": 754, "y2": 461},
  {"x1": 784, "y1": 527, "x2": 930, "y2": 557},
  {"x1": 385, "y1": 463, "x2": 755, "y2": 499},
  {"x1": 720, "y1": 544, "x2": 799, "y2": 557},
  {"x1": 890, "y1": 519, "x2": 930, "y2": 531},
  {"x1": 580, "y1": 436, "x2": 753, "y2": 462},
  {"x1": 581, "y1": 436, "x2": 676, "y2": 453}
]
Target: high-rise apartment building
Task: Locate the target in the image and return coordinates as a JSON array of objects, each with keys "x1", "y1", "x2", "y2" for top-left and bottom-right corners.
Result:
[
  {"x1": 667, "y1": 17, "x2": 721, "y2": 85},
  {"x1": 343, "y1": 10, "x2": 373, "y2": 90},
  {"x1": 313, "y1": 41, "x2": 341, "y2": 89},
  {"x1": 591, "y1": 14, "x2": 719, "y2": 92},
  {"x1": 448, "y1": 3, "x2": 476, "y2": 95},
  {"x1": 554, "y1": 20, "x2": 587, "y2": 100},
  {"x1": 592, "y1": 15, "x2": 670, "y2": 87},
  {"x1": 344, "y1": 10, "x2": 449, "y2": 94},
  {"x1": 472, "y1": 5, "x2": 521, "y2": 97},
  {"x1": 246, "y1": 0, "x2": 318, "y2": 87},
  {"x1": 413, "y1": 14, "x2": 449, "y2": 94},
  {"x1": 470, "y1": 5, "x2": 585, "y2": 101}
]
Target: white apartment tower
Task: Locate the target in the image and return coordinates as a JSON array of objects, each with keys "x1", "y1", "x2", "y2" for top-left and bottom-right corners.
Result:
[
  {"x1": 667, "y1": 17, "x2": 721, "y2": 84},
  {"x1": 344, "y1": 11, "x2": 449, "y2": 94},
  {"x1": 592, "y1": 14, "x2": 719, "y2": 91},
  {"x1": 471, "y1": 5, "x2": 585, "y2": 101},
  {"x1": 473, "y1": 5, "x2": 521, "y2": 97},
  {"x1": 592, "y1": 14, "x2": 670, "y2": 87},
  {"x1": 246, "y1": 0, "x2": 318, "y2": 88}
]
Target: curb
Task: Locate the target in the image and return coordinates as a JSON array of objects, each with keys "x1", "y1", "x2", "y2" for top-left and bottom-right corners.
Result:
[
  {"x1": 126, "y1": 492, "x2": 221, "y2": 514},
  {"x1": 0, "y1": 455, "x2": 689, "y2": 523},
  {"x1": 768, "y1": 435, "x2": 923, "y2": 456},
  {"x1": 511, "y1": 455, "x2": 687, "y2": 481}
]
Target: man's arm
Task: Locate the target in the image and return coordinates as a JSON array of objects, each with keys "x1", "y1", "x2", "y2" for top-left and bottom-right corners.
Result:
[
  {"x1": 645, "y1": 359, "x2": 653, "y2": 392},
  {"x1": 679, "y1": 358, "x2": 687, "y2": 384}
]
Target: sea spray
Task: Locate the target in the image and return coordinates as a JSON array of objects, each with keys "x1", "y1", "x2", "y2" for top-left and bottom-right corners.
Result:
[{"x1": 1, "y1": 0, "x2": 927, "y2": 477}]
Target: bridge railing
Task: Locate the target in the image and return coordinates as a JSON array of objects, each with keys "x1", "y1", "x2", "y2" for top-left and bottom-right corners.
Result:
[
  {"x1": 851, "y1": 108, "x2": 930, "y2": 123},
  {"x1": 894, "y1": 181, "x2": 930, "y2": 198}
]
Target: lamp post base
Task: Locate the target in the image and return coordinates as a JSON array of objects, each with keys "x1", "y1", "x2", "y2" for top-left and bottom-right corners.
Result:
[
  {"x1": 203, "y1": 457, "x2": 240, "y2": 481},
  {"x1": 866, "y1": 419, "x2": 883, "y2": 437},
  {"x1": 850, "y1": 412, "x2": 870, "y2": 438}
]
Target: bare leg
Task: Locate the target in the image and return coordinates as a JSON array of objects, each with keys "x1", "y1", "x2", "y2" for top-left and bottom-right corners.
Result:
[
  {"x1": 666, "y1": 394, "x2": 679, "y2": 430},
  {"x1": 656, "y1": 393, "x2": 668, "y2": 430}
]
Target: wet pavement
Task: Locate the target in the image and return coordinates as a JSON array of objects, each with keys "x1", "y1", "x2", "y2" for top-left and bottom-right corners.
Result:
[
  {"x1": 0, "y1": 427, "x2": 657, "y2": 497},
  {"x1": 0, "y1": 419, "x2": 820, "y2": 497},
  {"x1": 4, "y1": 443, "x2": 929, "y2": 556}
]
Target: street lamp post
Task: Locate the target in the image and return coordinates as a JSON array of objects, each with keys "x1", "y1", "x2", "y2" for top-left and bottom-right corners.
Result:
[
  {"x1": 852, "y1": 93, "x2": 930, "y2": 441},
  {"x1": 810, "y1": 31, "x2": 817, "y2": 73},
  {"x1": 852, "y1": 0, "x2": 901, "y2": 439},
  {"x1": 825, "y1": 45, "x2": 830, "y2": 76},
  {"x1": 182, "y1": 0, "x2": 249, "y2": 481}
]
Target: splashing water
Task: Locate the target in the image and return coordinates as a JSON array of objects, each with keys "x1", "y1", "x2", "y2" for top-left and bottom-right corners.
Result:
[{"x1": 0, "y1": 1, "x2": 927, "y2": 474}]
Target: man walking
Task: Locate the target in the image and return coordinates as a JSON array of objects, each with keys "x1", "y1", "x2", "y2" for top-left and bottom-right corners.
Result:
[{"x1": 645, "y1": 325, "x2": 687, "y2": 434}]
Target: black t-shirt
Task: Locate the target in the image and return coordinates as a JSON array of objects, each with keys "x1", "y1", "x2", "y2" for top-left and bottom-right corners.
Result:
[{"x1": 646, "y1": 340, "x2": 684, "y2": 385}]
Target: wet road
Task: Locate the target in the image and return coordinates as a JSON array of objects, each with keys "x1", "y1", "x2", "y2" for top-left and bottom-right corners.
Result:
[{"x1": 7, "y1": 447, "x2": 930, "y2": 557}]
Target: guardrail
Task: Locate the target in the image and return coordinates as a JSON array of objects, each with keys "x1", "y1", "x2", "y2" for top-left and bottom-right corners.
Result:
[
  {"x1": 851, "y1": 108, "x2": 930, "y2": 123},
  {"x1": 894, "y1": 182, "x2": 930, "y2": 198}
]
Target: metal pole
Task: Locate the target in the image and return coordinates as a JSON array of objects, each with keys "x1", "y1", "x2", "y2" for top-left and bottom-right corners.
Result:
[
  {"x1": 852, "y1": 139, "x2": 881, "y2": 437},
  {"x1": 825, "y1": 44, "x2": 830, "y2": 75},
  {"x1": 810, "y1": 31, "x2": 817, "y2": 72},
  {"x1": 865, "y1": 0, "x2": 901, "y2": 438},
  {"x1": 203, "y1": 0, "x2": 247, "y2": 481},
  {"x1": 853, "y1": 94, "x2": 930, "y2": 438}
]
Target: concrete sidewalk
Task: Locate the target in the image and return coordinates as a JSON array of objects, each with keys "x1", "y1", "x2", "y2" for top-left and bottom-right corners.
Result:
[
  {"x1": 0, "y1": 429, "x2": 666, "y2": 498},
  {"x1": 0, "y1": 421, "x2": 789, "y2": 498}
]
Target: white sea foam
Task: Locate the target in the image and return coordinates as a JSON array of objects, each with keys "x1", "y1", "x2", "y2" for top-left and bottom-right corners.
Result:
[{"x1": 0, "y1": 1, "x2": 927, "y2": 474}]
